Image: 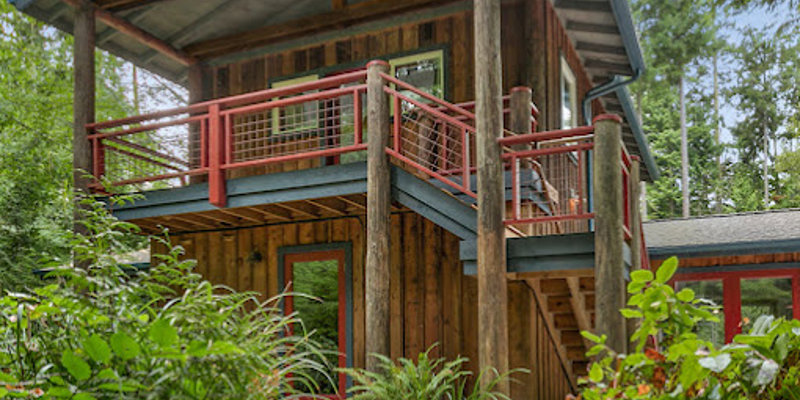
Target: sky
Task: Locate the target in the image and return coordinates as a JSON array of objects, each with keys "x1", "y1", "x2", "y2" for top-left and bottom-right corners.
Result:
[{"x1": 715, "y1": 3, "x2": 796, "y2": 146}]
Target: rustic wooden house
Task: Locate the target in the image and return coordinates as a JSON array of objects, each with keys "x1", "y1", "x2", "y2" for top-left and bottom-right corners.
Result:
[{"x1": 12, "y1": 0, "x2": 658, "y2": 397}]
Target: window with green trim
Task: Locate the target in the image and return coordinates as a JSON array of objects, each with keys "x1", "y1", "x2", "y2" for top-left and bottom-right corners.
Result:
[
  {"x1": 390, "y1": 49, "x2": 445, "y2": 106},
  {"x1": 271, "y1": 74, "x2": 320, "y2": 136}
]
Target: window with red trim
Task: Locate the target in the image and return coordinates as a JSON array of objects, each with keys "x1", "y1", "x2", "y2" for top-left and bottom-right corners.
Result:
[
  {"x1": 283, "y1": 249, "x2": 347, "y2": 398},
  {"x1": 673, "y1": 269, "x2": 800, "y2": 344}
]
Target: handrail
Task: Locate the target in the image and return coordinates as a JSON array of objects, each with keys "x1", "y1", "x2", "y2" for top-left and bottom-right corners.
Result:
[
  {"x1": 379, "y1": 72, "x2": 476, "y2": 121},
  {"x1": 88, "y1": 69, "x2": 368, "y2": 130}
]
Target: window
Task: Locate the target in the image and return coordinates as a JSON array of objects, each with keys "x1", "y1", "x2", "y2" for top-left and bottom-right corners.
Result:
[
  {"x1": 280, "y1": 245, "x2": 351, "y2": 398},
  {"x1": 676, "y1": 280, "x2": 725, "y2": 347},
  {"x1": 271, "y1": 74, "x2": 320, "y2": 136},
  {"x1": 741, "y1": 277, "x2": 793, "y2": 331},
  {"x1": 560, "y1": 57, "x2": 577, "y2": 129},
  {"x1": 390, "y1": 49, "x2": 445, "y2": 106}
]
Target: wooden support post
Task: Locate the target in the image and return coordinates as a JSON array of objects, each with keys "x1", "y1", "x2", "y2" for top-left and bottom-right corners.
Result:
[
  {"x1": 474, "y1": 0, "x2": 509, "y2": 392},
  {"x1": 365, "y1": 60, "x2": 391, "y2": 372},
  {"x1": 510, "y1": 87, "x2": 533, "y2": 140},
  {"x1": 626, "y1": 157, "x2": 642, "y2": 343},
  {"x1": 593, "y1": 114, "x2": 626, "y2": 353},
  {"x1": 72, "y1": 1, "x2": 95, "y2": 237}
]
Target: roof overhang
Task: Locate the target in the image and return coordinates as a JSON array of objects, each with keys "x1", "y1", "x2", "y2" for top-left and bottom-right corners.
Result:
[{"x1": 553, "y1": 0, "x2": 656, "y2": 181}]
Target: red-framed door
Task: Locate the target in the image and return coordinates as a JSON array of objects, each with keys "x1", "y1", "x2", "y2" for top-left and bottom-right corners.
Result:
[
  {"x1": 672, "y1": 268, "x2": 800, "y2": 343},
  {"x1": 283, "y1": 249, "x2": 347, "y2": 398}
]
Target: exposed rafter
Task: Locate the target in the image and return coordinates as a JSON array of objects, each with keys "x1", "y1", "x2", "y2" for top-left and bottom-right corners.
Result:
[
  {"x1": 61, "y1": 0, "x2": 197, "y2": 66},
  {"x1": 95, "y1": 0, "x2": 176, "y2": 12}
]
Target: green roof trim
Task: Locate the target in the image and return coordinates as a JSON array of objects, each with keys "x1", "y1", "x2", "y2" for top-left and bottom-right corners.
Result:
[{"x1": 615, "y1": 86, "x2": 659, "y2": 180}]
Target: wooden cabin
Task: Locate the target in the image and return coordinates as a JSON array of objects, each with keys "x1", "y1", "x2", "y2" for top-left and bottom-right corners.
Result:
[
  {"x1": 645, "y1": 210, "x2": 800, "y2": 346},
  {"x1": 13, "y1": 0, "x2": 659, "y2": 398}
]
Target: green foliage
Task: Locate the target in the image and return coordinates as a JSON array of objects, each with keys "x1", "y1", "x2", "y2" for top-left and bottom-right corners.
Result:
[
  {"x1": 0, "y1": 197, "x2": 331, "y2": 399},
  {"x1": 343, "y1": 347, "x2": 521, "y2": 400},
  {"x1": 577, "y1": 257, "x2": 800, "y2": 399}
]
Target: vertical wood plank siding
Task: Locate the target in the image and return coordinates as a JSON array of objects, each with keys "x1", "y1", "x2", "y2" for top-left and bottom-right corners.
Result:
[
  {"x1": 153, "y1": 214, "x2": 573, "y2": 398},
  {"x1": 195, "y1": 0, "x2": 602, "y2": 173}
]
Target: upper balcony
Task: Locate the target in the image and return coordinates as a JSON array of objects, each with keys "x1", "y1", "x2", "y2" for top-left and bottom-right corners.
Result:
[{"x1": 88, "y1": 65, "x2": 639, "y2": 247}]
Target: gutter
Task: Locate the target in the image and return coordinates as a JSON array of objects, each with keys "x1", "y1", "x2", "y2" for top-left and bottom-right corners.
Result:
[
  {"x1": 581, "y1": 0, "x2": 646, "y2": 124},
  {"x1": 615, "y1": 85, "x2": 660, "y2": 180}
]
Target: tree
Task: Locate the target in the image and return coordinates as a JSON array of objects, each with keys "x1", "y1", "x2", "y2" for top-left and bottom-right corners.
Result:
[
  {"x1": 634, "y1": 0, "x2": 718, "y2": 218},
  {"x1": 725, "y1": 27, "x2": 798, "y2": 210}
]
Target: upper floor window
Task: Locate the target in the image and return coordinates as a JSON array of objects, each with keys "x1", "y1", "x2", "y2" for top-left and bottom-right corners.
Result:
[
  {"x1": 390, "y1": 49, "x2": 445, "y2": 105},
  {"x1": 271, "y1": 74, "x2": 320, "y2": 136},
  {"x1": 560, "y1": 57, "x2": 577, "y2": 129}
]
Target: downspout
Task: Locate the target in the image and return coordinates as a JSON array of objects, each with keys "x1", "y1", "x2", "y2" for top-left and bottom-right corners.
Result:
[{"x1": 584, "y1": 0, "x2": 646, "y2": 229}]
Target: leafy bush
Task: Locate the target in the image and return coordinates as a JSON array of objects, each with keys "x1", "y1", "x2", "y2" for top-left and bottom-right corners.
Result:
[
  {"x1": 342, "y1": 346, "x2": 520, "y2": 400},
  {"x1": 0, "y1": 197, "x2": 332, "y2": 399},
  {"x1": 576, "y1": 256, "x2": 800, "y2": 400}
]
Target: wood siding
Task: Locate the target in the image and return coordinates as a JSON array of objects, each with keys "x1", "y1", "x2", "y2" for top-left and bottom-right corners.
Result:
[
  {"x1": 192, "y1": 0, "x2": 602, "y2": 175},
  {"x1": 152, "y1": 212, "x2": 574, "y2": 398}
]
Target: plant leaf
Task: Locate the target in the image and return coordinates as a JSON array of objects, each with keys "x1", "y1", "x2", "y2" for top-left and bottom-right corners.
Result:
[
  {"x1": 61, "y1": 350, "x2": 91, "y2": 381},
  {"x1": 83, "y1": 334, "x2": 111, "y2": 364},
  {"x1": 656, "y1": 257, "x2": 678, "y2": 284},
  {"x1": 110, "y1": 332, "x2": 140, "y2": 360}
]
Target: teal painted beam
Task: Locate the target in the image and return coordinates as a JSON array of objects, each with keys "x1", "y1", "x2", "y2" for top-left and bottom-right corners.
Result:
[
  {"x1": 461, "y1": 232, "x2": 631, "y2": 276},
  {"x1": 649, "y1": 238, "x2": 800, "y2": 260}
]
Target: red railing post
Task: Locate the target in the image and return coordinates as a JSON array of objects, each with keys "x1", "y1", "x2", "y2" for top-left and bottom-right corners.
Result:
[
  {"x1": 461, "y1": 127, "x2": 470, "y2": 192},
  {"x1": 511, "y1": 155, "x2": 520, "y2": 221},
  {"x1": 92, "y1": 136, "x2": 105, "y2": 185},
  {"x1": 354, "y1": 89, "x2": 363, "y2": 145},
  {"x1": 208, "y1": 104, "x2": 226, "y2": 207},
  {"x1": 392, "y1": 95, "x2": 401, "y2": 151}
]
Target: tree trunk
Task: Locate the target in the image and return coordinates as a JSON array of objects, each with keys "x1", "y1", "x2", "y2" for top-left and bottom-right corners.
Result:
[
  {"x1": 679, "y1": 75, "x2": 689, "y2": 217},
  {"x1": 763, "y1": 123, "x2": 769, "y2": 208},
  {"x1": 713, "y1": 50, "x2": 722, "y2": 213}
]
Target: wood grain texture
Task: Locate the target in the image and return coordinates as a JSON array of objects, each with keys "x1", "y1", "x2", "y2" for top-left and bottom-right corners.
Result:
[
  {"x1": 474, "y1": 0, "x2": 509, "y2": 392},
  {"x1": 593, "y1": 117, "x2": 626, "y2": 353}
]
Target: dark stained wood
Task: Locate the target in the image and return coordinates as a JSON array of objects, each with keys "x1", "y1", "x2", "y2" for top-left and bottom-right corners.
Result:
[
  {"x1": 183, "y1": 0, "x2": 461, "y2": 59},
  {"x1": 593, "y1": 116, "x2": 626, "y2": 353},
  {"x1": 95, "y1": 0, "x2": 174, "y2": 12},
  {"x1": 62, "y1": 0, "x2": 196, "y2": 65},
  {"x1": 72, "y1": 1, "x2": 94, "y2": 244}
]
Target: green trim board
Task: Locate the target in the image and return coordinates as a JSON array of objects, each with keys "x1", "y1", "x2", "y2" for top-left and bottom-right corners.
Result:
[
  {"x1": 276, "y1": 242, "x2": 354, "y2": 389},
  {"x1": 649, "y1": 238, "x2": 800, "y2": 260},
  {"x1": 460, "y1": 232, "x2": 631, "y2": 276},
  {"x1": 676, "y1": 261, "x2": 800, "y2": 276},
  {"x1": 615, "y1": 86, "x2": 659, "y2": 180}
]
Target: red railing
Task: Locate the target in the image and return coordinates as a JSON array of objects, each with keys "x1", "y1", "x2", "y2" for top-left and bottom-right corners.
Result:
[
  {"x1": 88, "y1": 70, "x2": 368, "y2": 206},
  {"x1": 89, "y1": 62, "x2": 630, "y2": 239}
]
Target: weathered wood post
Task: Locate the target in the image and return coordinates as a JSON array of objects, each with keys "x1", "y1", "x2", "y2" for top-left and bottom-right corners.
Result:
[
  {"x1": 72, "y1": 1, "x2": 95, "y2": 237},
  {"x1": 626, "y1": 157, "x2": 642, "y2": 343},
  {"x1": 593, "y1": 114, "x2": 627, "y2": 353},
  {"x1": 510, "y1": 87, "x2": 533, "y2": 138},
  {"x1": 365, "y1": 60, "x2": 391, "y2": 372},
  {"x1": 474, "y1": 0, "x2": 509, "y2": 392}
]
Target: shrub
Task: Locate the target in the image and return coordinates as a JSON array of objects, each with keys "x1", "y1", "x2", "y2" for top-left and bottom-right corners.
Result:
[
  {"x1": 0, "y1": 197, "x2": 332, "y2": 399},
  {"x1": 342, "y1": 346, "x2": 520, "y2": 400},
  {"x1": 576, "y1": 256, "x2": 800, "y2": 400}
]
